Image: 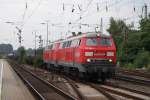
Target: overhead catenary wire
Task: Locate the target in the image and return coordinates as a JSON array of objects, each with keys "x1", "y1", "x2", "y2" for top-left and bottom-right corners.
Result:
[
  {"x1": 21, "y1": 0, "x2": 43, "y2": 29},
  {"x1": 4, "y1": 0, "x2": 149, "y2": 43},
  {"x1": 72, "y1": 0, "x2": 146, "y2": 27},
  {"x1": 71, "y1": 0, "x2": 146, "y2": 33},
  {"x1": 28, "y1": 0, "x2": 42, "y2": 19},
  {"x1": 72, "y1": 0, "x2": 123, "y2": 24},
  {"x1": 22, "y1": 0, "x2": 28, "y2": 22},
  {"x1": 24, "y1": 0, "x2": 148, "y2": 32},
  {"x1": 9, "y1": 0, "x2": 43, "y2": 47}
]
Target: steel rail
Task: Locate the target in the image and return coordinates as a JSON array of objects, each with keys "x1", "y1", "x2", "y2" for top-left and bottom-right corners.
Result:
[
  {"x1": 88, "y1": 83, "x2": 117, "y2": 100},
  {"x1": 43, "y1": 71, "x2": 117, "y2": 100},
  {"x1": 117, "y1": 68, "x2": 150, "y2": 79},
  {"x1": 12, "y1": 64, "x2": 46, "y2": 100},
  {"x1": 9, "y1": 60, "x2": 77, "y2": 100},
  {"x1": 62, "y1": 75, "x2": 86, "y2": 100},
  {"x1": 20, "y1": 65, "x2": 84, "y2": 100},
  {"x1": 115, "y1": 74, "x2": 150, "y2": 86},
  {"x1": 98, "y1": 85, "x2": 145, "y2": 100},
  {"x1": 106, "y1": 82, "x2": 150, "y2": 97}
]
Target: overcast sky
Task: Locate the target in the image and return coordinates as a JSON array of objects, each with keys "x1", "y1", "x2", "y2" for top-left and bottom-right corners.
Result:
[{"x1": 0, "y1": 0, "x2": 150, "y2": 49}]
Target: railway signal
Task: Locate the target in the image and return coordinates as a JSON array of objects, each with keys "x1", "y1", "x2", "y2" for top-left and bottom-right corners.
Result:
[
  {"x1": 38, "y1": 35, "x2": 43, "y2": 49},
  {"x1": 16, "y1": 26, "x2": 22, "y2": 47}
]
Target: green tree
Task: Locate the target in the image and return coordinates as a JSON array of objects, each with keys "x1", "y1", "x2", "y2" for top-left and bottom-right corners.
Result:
[
  {"x1": 133, "y1": 50, "x2": 150, "y2": 68},
  {"x1": 124, "y1": 31, "x2": 143, "y2": 62},
  {"x1": 107, "y1": 16, "x2": 150, "y2": 69},
  {"x1": 33, "y1": 48, "x2": 44, "y2": 69},
  {"x1": 139, "y1": 17, "x2": 150, "y2": 51},
  {"x1": 107, "y1": 17, "x2": 130, "y2": 64},
  {"x1": 17, "y1": 46, "x2": 26, "y2": 64},
  {"x1": 107, "y1": 17, "x2": 129, "y2": 37},
  {"x1": 0, "y1": 44, "x2": 13, "y2": 55}
]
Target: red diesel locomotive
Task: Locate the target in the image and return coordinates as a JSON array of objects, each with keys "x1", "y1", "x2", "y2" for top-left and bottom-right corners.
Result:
[{"x1": 43, "y1": 32, "x2": 116, "y2": 81}]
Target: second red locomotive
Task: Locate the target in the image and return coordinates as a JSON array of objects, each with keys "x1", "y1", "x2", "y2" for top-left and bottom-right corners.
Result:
[{"x1": 43, "y1": 32, "x2": 116, "y2": 81}]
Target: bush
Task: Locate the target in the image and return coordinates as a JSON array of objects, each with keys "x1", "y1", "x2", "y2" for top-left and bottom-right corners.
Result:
[
  {"x1": 125, "y1": 63, "x2": 136, "y2": 69},
  {"x1": 133, "y1": 50, "x2": 150, "y2": 68},
  {"x1": 147, "y1": 64, "x2": 150, "y2": 71},
  {"x1": 25, "y1": 56, "x2": 34, "y2": 65},
  {"x1": 33, "y1": 55, "x2": 44, "y2": 68},
  {"x1": 17, "y1": 47, "x2": 26, "y2": 64}
]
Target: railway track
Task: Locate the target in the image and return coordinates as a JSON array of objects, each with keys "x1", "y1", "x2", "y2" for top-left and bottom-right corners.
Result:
[
  {"x1": 62, "y1": 73, "x2": 150, "y2": 100},
  {"x1": 87, "y1": 83, "x2": 117, "y2": 100},
  {"x1": 56, "y1": 74, "x2": 150, "y2": 100},
  {"x1": 21, "y1": 67, "x2": 84, "y2": 100},
  {"x1": 9, "y1": 60, "x2": 150, "y2": 100},
  {"x1": 64, "y1": 69, "x2": 150, "y2": 100},
  {"x1": 94, "y1": 84, "x2": 150, "y2": 100},
  {"x1": 74, "y1": 80, "x2": 150, "y2": 100},
  {"x1": 9, "y1": 61, "x2": 76, "y2": 100},
  {"x1": 48, "y1": 72, "x2": 150, "y2": 100},
  {"x1": 62, "y1": 75, "x2": 118, "y2": 100},
  {"x1": 106, "y1": 82, "x2": 150, "y2": 97},
  {"x1": 23, "y1": 65, "x2": 150, "y2": 100},
  {"x1": 60, "y1": 75, "x2": 118, "y2": 100},
  {"x1": 117, "y1": 68, "x2": 150, "y2": 79},
  {"x1": 61, "y1": 76, "x2": 85, "y2": 100},
  {"x1": 115, "y1": 74, "x2": 150, "y2": 86},
  {"x1": 21, "y1": 65, "x2": 118, "y2": 100}
]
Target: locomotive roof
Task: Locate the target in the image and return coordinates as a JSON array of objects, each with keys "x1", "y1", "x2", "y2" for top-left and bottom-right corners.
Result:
[
  {"x1": 61, "y1": 32, "x2": 110, "y2": 42},
  {"x1": 49, "y1": 32, "x2": 110, "y2": 45}
]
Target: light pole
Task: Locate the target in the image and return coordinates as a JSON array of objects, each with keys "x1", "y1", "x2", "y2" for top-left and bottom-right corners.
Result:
[
  {"x1": 32, "y1": 31, "x2": 39, "y2": 57},
  {"x1": 41, "y1": 20, "x2": 49, "y2": 47}
]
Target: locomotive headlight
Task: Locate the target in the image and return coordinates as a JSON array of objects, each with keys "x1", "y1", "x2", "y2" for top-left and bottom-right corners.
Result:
[
  {"x1": 109, "y1": 59, "x2": 112, "y2": 62},
  {"x1": 107, "y1": 52, "x2": 114, "y2": 56},
  {"x1": 87, "y1": 59, "x2": 91, "y2": 62},
  {"x1": 85, "y1": 52, "x2": 93, "y2": 56},
  {"x1": 97, "y1": 34, "x2": 100, "y2": 37}
]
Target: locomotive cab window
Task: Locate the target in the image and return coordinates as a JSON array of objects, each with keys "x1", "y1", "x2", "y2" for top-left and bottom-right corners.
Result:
[
  {"x1": 86, "y1": 38, "x2": 98, "y2": 46},
  {"x1": 100, "y1": 38, "x2": 111, "y2": 46},
  {"x1": 62, "y1": 42, "x2": 67, "y2": 48},
  {"x1": 86, "y1": 38, "x2": 111, "y2": 46},
  {"x1": 48, "y1": 44, "x2": 53, "y2": 49},
  {"x1": 71, "y1": 39, "x2": 80, "y2": 47},
  {"x1": 66, "y1": 41, "x2": 72, "y2": 47}
]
